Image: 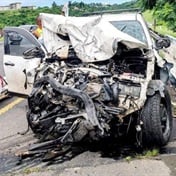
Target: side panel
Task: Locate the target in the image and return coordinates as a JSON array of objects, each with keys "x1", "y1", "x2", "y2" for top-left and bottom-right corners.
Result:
[
  {"x1": 3, "y1": 27, "x2": 44, "y2": 95},
  {"x1": 4, "y1": 55, "x2": 41, "y2": 95}
]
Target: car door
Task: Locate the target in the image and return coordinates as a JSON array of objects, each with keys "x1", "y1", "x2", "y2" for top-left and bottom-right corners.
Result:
[{"x1": 3, "y1": 27, "x2": 46, "y2": 95}]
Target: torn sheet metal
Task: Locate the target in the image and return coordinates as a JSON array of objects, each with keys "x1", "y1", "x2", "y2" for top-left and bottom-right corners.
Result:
[
  {"x1": 160, "y1": 44, "x2": 176, "y2": 83},
  {"x1": 40, "y1": 13, "x2": 147, "y2": 62},
  {"x1": 0, "y1": 76, "x2": 8, "y2": 100},
  {"x1": 154, "y1": 43, "x2": 176, "y2": 85}
]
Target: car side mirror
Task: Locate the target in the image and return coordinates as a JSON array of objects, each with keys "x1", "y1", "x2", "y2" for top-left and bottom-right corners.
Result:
[
  {"x1": 9, "y1": 33, "x2": 22, "y2": 45},
  {"x1": 23, "y1": 47, "x2": 45, "y2": 59},
  {"x1": 155, "y1": 37, "x2": 171, "y2": 50}
]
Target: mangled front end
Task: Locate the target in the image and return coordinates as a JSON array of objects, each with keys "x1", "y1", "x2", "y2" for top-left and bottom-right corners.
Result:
[
  {"x1": 27, "y1": 14, "x2": 161, "y2": 148},
  {"x1": 27, "y1": 68, "x2": 146, "y2": 143},
  {"x1": 27, "y1": 55, "x2": 153, "y2": 146}
]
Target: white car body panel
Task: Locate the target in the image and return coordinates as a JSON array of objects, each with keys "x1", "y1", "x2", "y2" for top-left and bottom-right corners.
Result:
[
  {"x1": 3, "y1": 27, "x2": 46, "y2": 95},
  {"x1": 41, "y1": 13, "x2": 147, "y2": 62},
  {"x1": 4, "y1": 55, "x2": 41, "y2": 95}
]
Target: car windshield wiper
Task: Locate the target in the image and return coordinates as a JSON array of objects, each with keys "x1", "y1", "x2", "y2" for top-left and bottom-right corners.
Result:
[{"x1": 120, "y1": 25, "x2": 127, "y2": 32}]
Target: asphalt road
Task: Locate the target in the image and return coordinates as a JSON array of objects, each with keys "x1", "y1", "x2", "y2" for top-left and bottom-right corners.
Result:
[
  {"x1": 0, "y1": 97, "x2": 175, "y2": 176},
  {"x1": 0, "y1": 41, "x2": 176, "y2": 176}
]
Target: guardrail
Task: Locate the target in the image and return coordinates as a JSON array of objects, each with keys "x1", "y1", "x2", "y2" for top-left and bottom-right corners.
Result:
[
  {"x1": 82, "y1": 8, "x2": 141, "y2": 16},
  {"x1": 166, "y1": 35, "x2": 176, "y2": 44}
]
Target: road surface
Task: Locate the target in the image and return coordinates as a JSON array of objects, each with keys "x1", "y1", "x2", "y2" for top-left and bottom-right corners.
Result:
[{"x1": 1, "y1": 96, "x2": 176, "y2": 176}]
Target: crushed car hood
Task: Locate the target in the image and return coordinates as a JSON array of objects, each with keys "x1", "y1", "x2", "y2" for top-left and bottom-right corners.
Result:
[{"x1": 40, "y1": 13, "x2": 147, "y2": 62}]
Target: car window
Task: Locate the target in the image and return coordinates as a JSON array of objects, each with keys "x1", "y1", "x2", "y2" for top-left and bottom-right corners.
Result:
[
  {"x1": 110, "y1": 20, "x2": 147, "y2": 44},
  {"x1": 5, "y1": 31, "x2": 36, "y2": 56}
]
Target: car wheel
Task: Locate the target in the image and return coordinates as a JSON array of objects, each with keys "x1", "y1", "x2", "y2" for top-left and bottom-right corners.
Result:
[{"x1": 141, "y1": 91, "x2": 172, "y2": 147}]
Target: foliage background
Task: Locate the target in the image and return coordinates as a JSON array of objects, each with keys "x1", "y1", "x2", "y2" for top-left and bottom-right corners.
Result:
[
  {"x1": 0, "y1": 0, "x2": 175, "y2": 36},
  {"x1": 138, "y1": 0, "x2": 176, "y2": 33},
  {"x1": 0, "y1": 1, "x2": 136, "y2": 29}
]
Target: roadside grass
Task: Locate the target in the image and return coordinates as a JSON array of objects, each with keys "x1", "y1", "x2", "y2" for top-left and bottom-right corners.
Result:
[
  {"x1": 22, "y1": 167, "x2": 42, "y2": 175},
  {"x1": 143, "y1": 10, "x2": 176, "y2": 37},
  {"x1": 136, "y1": 148, "x2": 159, "y2": 159},
  {"x1": 143, "y1": 10, "x2": 154, "y2": 24},
  {"x1": 0, "y1": 37, "x2": 3, "y2": 41},
  {"x1": 125, "y1": 148, "x2": 159, "y2": 162}
]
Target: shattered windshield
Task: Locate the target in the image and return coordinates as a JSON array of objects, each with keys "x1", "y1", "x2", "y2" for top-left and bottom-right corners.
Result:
[{"x1": 110, "y1": 20, "x2": 147, "y2": 44}]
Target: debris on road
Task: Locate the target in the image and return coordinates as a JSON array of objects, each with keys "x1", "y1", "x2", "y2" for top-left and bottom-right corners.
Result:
[{"x1": 0, "y1": 75, "x2": 8, "y2": 100}]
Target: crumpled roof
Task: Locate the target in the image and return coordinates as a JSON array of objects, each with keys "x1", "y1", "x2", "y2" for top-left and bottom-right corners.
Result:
[{"x1": 40, "y1": 13, "x2": 147, "y2": 62}]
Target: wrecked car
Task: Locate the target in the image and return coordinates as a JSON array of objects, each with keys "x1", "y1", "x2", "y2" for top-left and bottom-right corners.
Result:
[
  {"x1": 0, "y1": 75, "x2": 8, "y2": 100},
  {"x1": 3, "y1": 11, "x2": 175, "y2": 153}
]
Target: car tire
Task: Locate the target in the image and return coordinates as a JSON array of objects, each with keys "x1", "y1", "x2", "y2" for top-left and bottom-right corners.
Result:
[{"x1": 141, "y1": 90, "x2": 172, "y2": 147}]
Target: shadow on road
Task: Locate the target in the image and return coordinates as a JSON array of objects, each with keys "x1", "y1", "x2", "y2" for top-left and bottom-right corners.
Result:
[
  {"x1": 0, "y1": 139, "x2": 139, "y2": 175},
  {"x1": 0, "y1": 119, "x2": 176, "y2": 175},
  {"x1": 0, "y1": 135, "x2": 170, "y2": 175}
]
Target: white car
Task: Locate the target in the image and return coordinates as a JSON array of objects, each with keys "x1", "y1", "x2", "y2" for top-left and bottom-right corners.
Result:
[
  {"x1": 3, "y1": 26, "x2": 46, "y2": 95},
  {"x1": 3, "y1": 11, "x2": 175, "y2": 151}
]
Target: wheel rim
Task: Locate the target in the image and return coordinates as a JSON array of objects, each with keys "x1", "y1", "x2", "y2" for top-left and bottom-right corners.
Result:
[{"x1": 160, "y1": 104, "x2": 170, "y2": 138}]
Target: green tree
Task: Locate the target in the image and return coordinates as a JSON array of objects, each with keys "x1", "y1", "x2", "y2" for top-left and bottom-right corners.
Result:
[
  {"x1": 138, "y1": 0, "x2": 157, "y2": 9},
  {"x1": 52, "y1": 1, "x2": 57, "y2": 8},
  {"x1": 0, "y1": 2, "x2": 140, "y2": 28},
  {"x1": 154, "y1": 2, "x2": 176, "y2": 32}
]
